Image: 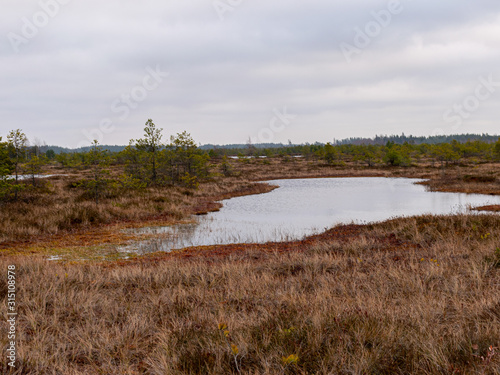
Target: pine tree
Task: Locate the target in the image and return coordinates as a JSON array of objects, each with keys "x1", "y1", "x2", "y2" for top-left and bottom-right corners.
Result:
[{"x1": 135, "y1": 119, "x2": 163, "y2": 184}]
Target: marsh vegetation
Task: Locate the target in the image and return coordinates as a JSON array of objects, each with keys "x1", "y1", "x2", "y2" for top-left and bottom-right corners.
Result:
[
  {"x1": 0, "y1": 126, "x2": 499, "y2": 374},
  {"x1": 1, "y1": 214, "x2": 499, "y2": 374}
]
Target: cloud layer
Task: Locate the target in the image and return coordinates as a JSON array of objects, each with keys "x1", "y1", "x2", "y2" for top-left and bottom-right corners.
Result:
[{"x1": 1, "y1": 0, "x2": 499, "y2": 147}]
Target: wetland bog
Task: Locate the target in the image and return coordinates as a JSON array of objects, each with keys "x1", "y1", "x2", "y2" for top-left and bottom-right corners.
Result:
[{"x1": 121, "y1": 177, "x2": 500, "y2": 254}]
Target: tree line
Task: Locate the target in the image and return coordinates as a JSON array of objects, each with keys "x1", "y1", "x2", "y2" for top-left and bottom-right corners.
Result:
[
  {"x1": 209, "y1": 138, "x2": 500, "y2": 166},
  {"x1": 333, "y1": 133, "x2": 500, "y2": 146},
  {"x1": 1, "y1": 120, "x2": 499, "y2": 204},
  {"x1": 35, "y1": 133, "x2": 500, "y2": 155}
]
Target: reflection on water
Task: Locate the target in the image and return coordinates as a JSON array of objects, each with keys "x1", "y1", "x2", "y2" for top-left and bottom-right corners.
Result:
[
  {"x1": 120, "y1": 177, "x2": 500, "y2": 254},
  {"x1": 6, "y1": 174, "x2": 65, "y2": 180}
]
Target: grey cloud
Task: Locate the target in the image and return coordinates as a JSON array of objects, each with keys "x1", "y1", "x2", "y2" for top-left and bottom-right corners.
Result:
[{"x1": 1, "y1": 0, "x2": 499, "y2": 146}]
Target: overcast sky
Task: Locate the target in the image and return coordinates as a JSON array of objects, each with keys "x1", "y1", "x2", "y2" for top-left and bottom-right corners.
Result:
[{"x1": 1, "y1": 0, "x2": 499, "y2": 147}]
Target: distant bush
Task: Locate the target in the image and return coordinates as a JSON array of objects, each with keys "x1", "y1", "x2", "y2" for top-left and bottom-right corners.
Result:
[{"x1": 383, "y1": 149, "x2": 411, "y2": 167}]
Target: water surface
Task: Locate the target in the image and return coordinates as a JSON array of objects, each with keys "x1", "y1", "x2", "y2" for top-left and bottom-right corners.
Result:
[
  {"x1": 6, "y1": 174, "x2": 65, "y2": 180},
  {"x1": 121, "y1": 177, "x2": 500, "y2": 254}
]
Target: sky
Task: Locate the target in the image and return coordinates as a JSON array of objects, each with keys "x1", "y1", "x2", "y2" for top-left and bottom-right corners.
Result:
[{"x1": 1, "y1": 0, "x2": 500, "y2": 148}]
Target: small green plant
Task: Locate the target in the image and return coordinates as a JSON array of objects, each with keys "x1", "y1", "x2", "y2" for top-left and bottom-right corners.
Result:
[
  {"x1": 281, "y1": 354, "x2": 299, "y2": 373},
  {"x1": 220, "y1": 156, "x2": 233, "y2": 176},
  {"x1": 480, "y1": 233, "x2": 490, "y2": 240},
  {"x1": 218, "y1": 322, "x2": 243, "y2": 374},
  {"x1": 420, "y1": 258, "x2": 440, "y2": 266},
  {"x1": 279, "y1": 326, "x2": 295, "y2": 336},
  {"x1": 81, "y1": 140, "x2": 111, "y2": 205},
  {"x1": 114, "y1": 173, "x2": 147, "y2": 191},
  {"x1": 180, "y1": 173, "x2": 199, "y2": 189}
]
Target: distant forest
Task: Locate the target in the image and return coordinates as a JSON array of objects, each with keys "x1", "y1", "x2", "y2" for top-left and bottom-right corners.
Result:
[
  {"x1": 40, "y1": 133, "x2": 499, "y2": 154},
  {"x1": 333, "y1": 133, "x2": 500, "y2": 146}
]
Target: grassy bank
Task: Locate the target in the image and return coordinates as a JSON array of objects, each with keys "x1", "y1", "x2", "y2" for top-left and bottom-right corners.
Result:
[
  {"x1": 1, "y1": 214, "x2": 499, "y2": 374},
  {"x1": 0, "y1": 171, "x2": 275, "y2": 249}
]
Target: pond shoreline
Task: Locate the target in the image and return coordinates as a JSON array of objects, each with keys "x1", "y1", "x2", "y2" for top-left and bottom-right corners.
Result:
[
  {"x1": 116, "y1": 177, "x2": 500, "y2": 256},
  {"x1": 1, "y1": 161, "x2": 499, "y2": 258}
]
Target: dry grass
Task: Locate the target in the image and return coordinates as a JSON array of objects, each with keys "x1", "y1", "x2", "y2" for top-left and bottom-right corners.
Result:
[
  {"x1": 0, "y1": 171, "x2": 274, "y2": 246},
  {"x1": 227, "y1": 157, "x2": 498, "y2": 186},
  {"x1": 419, "y1": 166, "x2": 500, "y2": 196},
  {"x1": 1, "y1": 214, "x2": 499, "y2": 374},
  {"x1": 474, "y1": 205, "x2": 500, "y2": 212}
]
